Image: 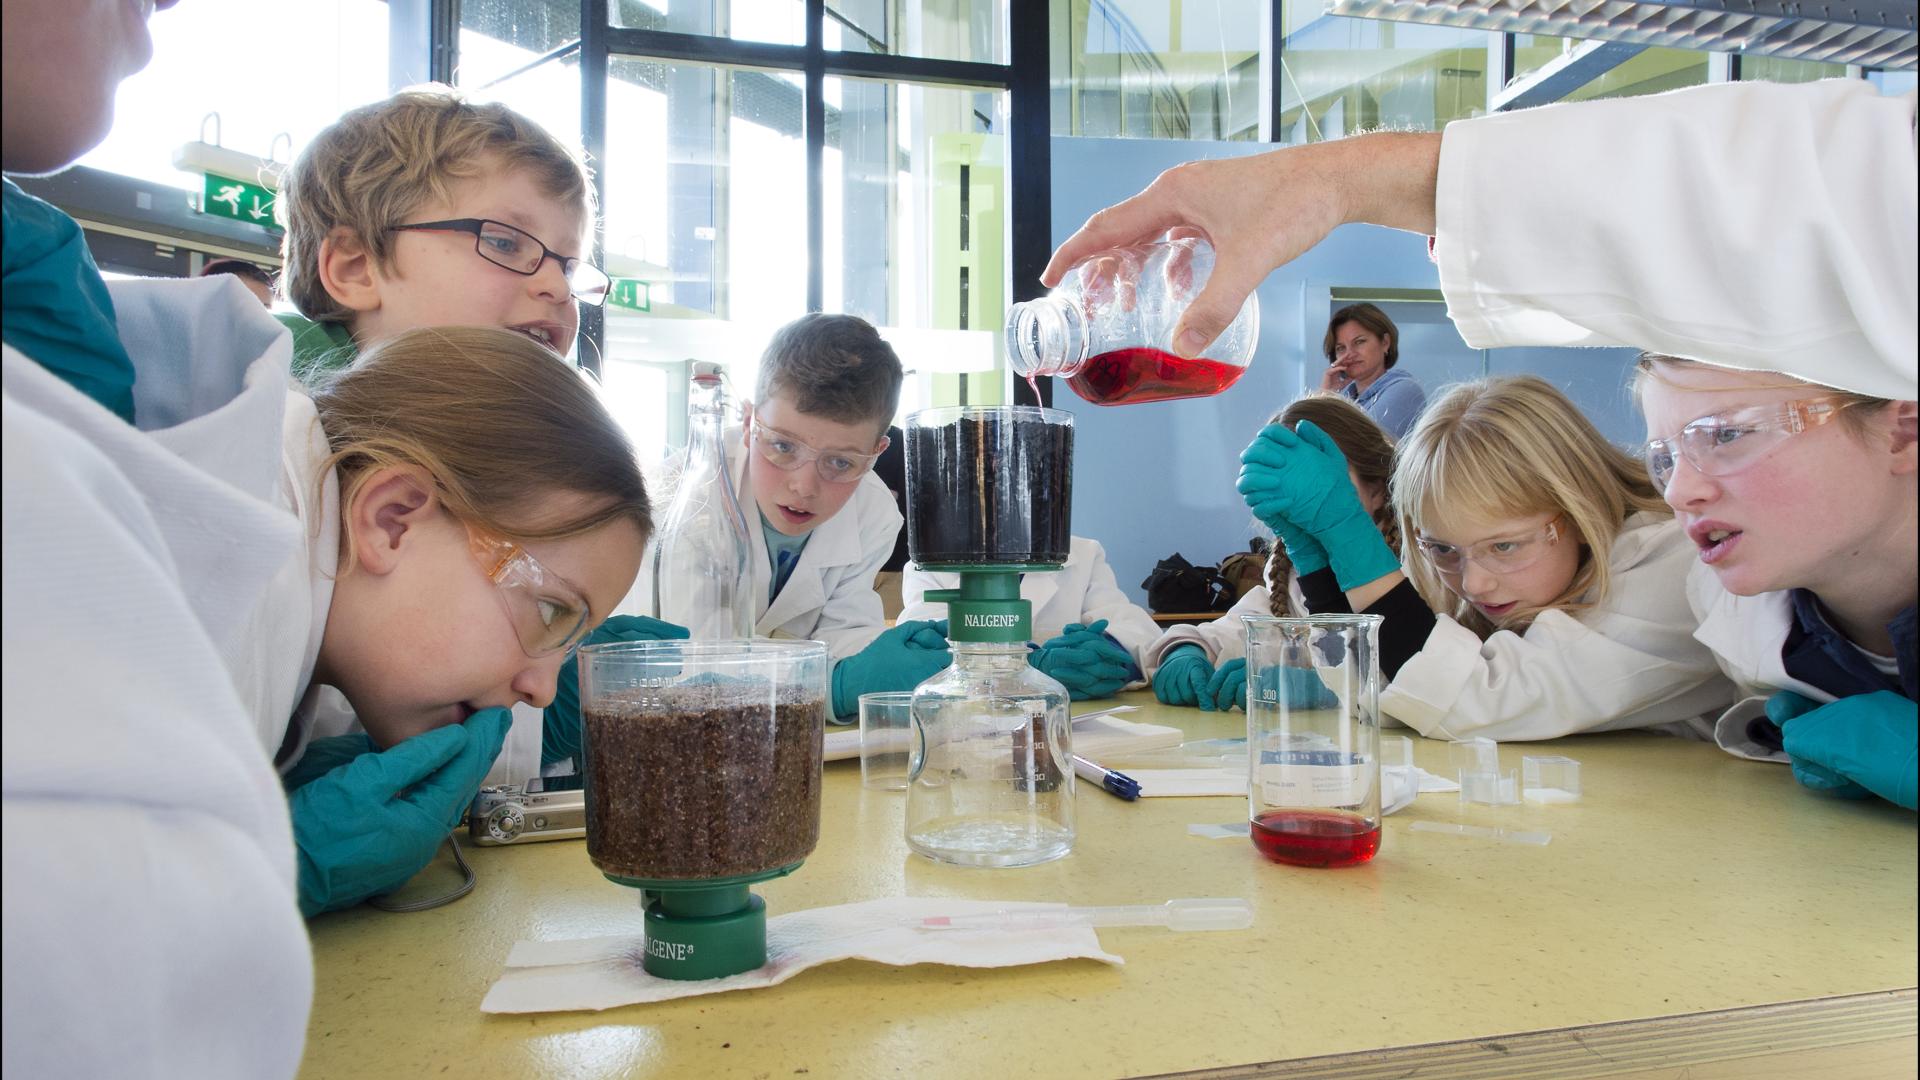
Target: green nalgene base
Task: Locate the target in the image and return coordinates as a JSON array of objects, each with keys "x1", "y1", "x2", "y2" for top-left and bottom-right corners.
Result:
[
  {"x1": 604, "y1": 862, "x2": 803, "y2": 981},
  {"x1": 921, "y1": 566, "x2": 1060, "y2": 644}
]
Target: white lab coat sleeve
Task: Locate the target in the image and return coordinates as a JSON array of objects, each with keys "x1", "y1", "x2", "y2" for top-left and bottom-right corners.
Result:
[
  {"x1": 897, "y1": 565, "x2": 958, "y2": 626},
  {"x1": 803, "y1": 483, "x2": 902, "y2": 658},
  {"x1": 1144, "y1": 586, "x2": 1271, "y2": 673},
  {"x1": 1436, "y1": 80, "x2": 1918, "y2": 400},
  {"x1": 1071, "y1": 539, "x2": 1162, "y2": 673},
  {"x1": 1, "y1": 391, "x2": 312, "y2": 1079},
  {"x1": 1380, "y1": 517, "x2": 1735, "y2": 741}
]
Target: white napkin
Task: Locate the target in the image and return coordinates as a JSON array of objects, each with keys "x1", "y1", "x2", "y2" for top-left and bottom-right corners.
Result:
[{"x1": 481, "y1": 896, "x2": 1123, "y2": 1013}]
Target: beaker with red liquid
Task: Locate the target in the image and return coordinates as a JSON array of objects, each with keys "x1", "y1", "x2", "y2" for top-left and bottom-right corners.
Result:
[
  {"x1": 1242, "y1": 615, "x2": 1383, "y2": 869},
  {"x1": 1007, "y1": 237, "x2": 1258, "y2": 406}
]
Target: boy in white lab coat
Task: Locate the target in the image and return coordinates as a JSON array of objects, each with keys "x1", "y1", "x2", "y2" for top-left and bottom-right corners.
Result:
[
  {"x1": 900, "y1": 535, "x2": 1160, "y2": 700},
  {"x1": 617, "y1": 314, "x2": 948, "y2": 719}
]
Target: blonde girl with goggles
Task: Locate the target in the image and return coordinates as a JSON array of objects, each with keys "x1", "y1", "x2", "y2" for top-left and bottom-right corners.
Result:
[{"x1": 1237, "y1": 374, "x2": 1735, "y2": 741}]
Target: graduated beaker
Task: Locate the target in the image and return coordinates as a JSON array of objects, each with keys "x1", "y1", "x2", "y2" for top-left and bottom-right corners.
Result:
[{"x1": 1243, "y1": 614, "x2": 1383, "y2": 868}]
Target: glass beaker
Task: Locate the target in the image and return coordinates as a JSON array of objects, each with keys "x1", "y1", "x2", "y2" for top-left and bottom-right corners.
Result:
[
  {"x1": 1006, "y1": 236, "x2": 1259, "y2": 406},
  {"x1": 903, "y1": 405, "x2": 1074, "y2": 566},
  {"x1": 1242, "y1": 615, "x2": 1383, "y2": 868},
  {"x1": 577, "y1": 640, "x2": 827, "y2": 885},
  {"x1": 906, "y1": 642, "x2": 1074, "y2": 868}
]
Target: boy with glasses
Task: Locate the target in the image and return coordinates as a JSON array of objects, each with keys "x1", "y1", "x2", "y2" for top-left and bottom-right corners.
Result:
[
  {"x1": 612, "y1": 314, "x2": 949, "y2": 720},
  {"x1": 276, "y1": 87, "x2": 608, "y2": 381}
]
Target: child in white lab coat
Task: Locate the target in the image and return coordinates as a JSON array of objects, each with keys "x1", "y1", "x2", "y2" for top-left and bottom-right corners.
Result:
[
  {"x1": 1637, "y1": 356, "x2": 1916, "y2": 810},
  {"x1": 279, "y1": 326, "x2": 650, "y2": 914},
  {"x1": 617, "y1": 314, "x2": 946, "y2": 718},
  {"x1": 900, "y1": 535, "x2": 1161, "y2": 700},
  {"x1": 1233, "y1": 379, "x2": 1735, "y2": 741},
  {"x1": 1145, "y1": 395, "x2": 1400, "y2": 710}
]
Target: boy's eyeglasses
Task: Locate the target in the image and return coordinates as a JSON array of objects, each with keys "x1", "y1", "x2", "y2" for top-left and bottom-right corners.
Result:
[
  {"x1": 467, "y1": 524, "x2": 593, "y2": 658},
  {"x1": 390, "y1": 218, "x2": 612, "y2": 306},
  {"x1": 749, "y1": 417, "x2": 883, "y2": 485},
  {"x1": 1643, "y1": 397, "x2": 1856, "y2": 491},
  {"x1": 1416, "y1": 516, "x2": 1564, "y2": 577}
]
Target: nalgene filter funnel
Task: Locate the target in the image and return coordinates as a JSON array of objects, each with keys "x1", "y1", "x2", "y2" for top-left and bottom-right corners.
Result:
[
  {"x1": 1243, "y1": 615, "x2": 1383, "y2": 868},
  {"x1": 1007, "y1": 236, "x2": 1258, "y2": 406},
  {"x1": 578, "y1": 640, "x2": 827, "y2": 979}
]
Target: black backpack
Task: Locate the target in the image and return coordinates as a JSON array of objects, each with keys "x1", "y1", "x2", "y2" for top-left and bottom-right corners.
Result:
[{"x1": 1140, "y1": 553, "x2": 1235, "y2": 614}]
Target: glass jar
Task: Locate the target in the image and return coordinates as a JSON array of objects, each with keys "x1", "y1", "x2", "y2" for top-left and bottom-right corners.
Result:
[
  {"x1": 1006, "y1": 236, "x2": 1259, "y2": 406},
  {"x1": 903, "y1": 405, "x2": 1074, "y2": 566},
  {"x1": 906, "y1": 641, "x2": 1073, "y2": 867}
]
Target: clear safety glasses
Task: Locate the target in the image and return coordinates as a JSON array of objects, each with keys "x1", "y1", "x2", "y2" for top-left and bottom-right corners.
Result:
[
  {"x1": 1642, "y1": 397, "x2": 1856, "y2": 491},
  {"x1": 389, "y1": 217, "x2": 612, "y2": 306},
  {"x1": 1416, "y1": 517, "x2": 1564, "y2": 577},
  {"x1": 467, "y1": 525, "x2": 593, "y2": 658},
  {"x1": 749, "y1": 417, "x2": 883, "y2": 485}
]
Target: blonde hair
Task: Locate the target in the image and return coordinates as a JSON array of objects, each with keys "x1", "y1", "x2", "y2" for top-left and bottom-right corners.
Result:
[
  {"x1": 1259, "y1": 394, "x2": 1402, "y2": 617},
  {"x1": 1633, "y1": 353, "x2": 1893, "y2": 439},
  {"x1": 280, "y1": 86, "x2": 593, "y2": 324},
  {"x1": 310, "y1": 327, "x2": 649, "y2": 572},
  {"x1": 1395, "y1": 375, "x2": 1668, "y2": 637}
]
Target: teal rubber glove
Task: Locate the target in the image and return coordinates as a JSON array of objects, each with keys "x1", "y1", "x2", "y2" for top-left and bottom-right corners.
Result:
[
  {"x1": 1205, "y1": 657, "x2": 1249, "y2": 712},
  {"x1": 1237, "y1": 420, "x2": 1400, "y2": 591},
  {"x1": 1250, "y1": 665, "x2": 1343, "y2": 711},
  {"x1": 831, "y1": 619, "x2": 952, "y2": 718},
  {"x1": 544, "y1": 615, "x2": 690, "y2": 766},
  {"x1": 1769, "y1": 690, "x2": 1918, "y2": 809},
  {"x1": 283, "y1": 733, "x2": 376, "y2": 792},
  {"x1": 1153, "y1": 644, "x2": 1215, "y2": 710},
  {"x1": 1031, "y1": 619, "x2": 1135, "y2": 701},
  {"x1": 290, "y1": 707, "x2": 511, "y2": 917}
]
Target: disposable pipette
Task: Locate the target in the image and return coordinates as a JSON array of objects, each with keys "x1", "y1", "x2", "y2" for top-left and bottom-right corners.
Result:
[{"x1": 912, "y1": 898, "x2": 1252, "y2": 933}]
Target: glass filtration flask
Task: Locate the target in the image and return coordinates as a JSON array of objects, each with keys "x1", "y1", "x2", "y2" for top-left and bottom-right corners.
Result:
[
  {"x1": 902, "y1": 405, "x2": 1077, "y2": 868},
  {"x1": 1006, "y1": 236, "x2": 1259, "y2": 406},
  {"x1": 1243, "y1": 614, "x2": 1383, "y2": 869},
  {"x1": 652, "y1": 361, "x2": 755, "y2": 639}
]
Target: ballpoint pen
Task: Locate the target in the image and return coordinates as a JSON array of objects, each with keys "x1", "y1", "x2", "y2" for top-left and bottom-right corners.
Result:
[{"x1": 1071, "y1": 753, "x2": 1141, "y2": 800}]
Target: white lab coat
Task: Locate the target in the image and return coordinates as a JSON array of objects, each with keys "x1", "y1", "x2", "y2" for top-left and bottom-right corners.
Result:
[
  {"x1": 1, "y1": 276, "x2": 312, "y2": 1078},
  {"x1": 1684, "y1": 562, "x2": 1835, "y2": 764},
  {"x1": 899, "y1": 536, "x2": 1162, "y2": 678},
  {"x1": 1140, "y1": 577, "x2": 1308, "y2": 673},
  {"x1": 1436, "y1": 79, "x2": 1918, "y2": 400},
  {"x1": 1380, "y1": 513, "x2": 1733, "y2": 741},
  {"x1": 617, "y1": 428, "x2": 901, "y2": 660}
]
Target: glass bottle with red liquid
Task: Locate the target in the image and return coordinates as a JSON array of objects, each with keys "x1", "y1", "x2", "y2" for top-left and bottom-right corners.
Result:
[
  {"x1": 1006, "y1": 236, "x2": 1259, "y2": 406},
  {"x1": 1242, "y1": 614, "x2": 1383, "y2": 869}
]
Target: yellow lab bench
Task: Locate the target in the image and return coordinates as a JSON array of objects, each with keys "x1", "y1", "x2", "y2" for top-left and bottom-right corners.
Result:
[{"x1": 301, "y1": 693, "x2": 1916, "y2": 1079}]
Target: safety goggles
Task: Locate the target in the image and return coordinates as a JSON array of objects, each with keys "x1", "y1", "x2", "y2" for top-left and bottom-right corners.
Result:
[
  {"x1": 467, "y1": 525, "x2": 593, "y2": 658},
  {"x1": 1642, "y1": 396, "x2": 1856, "y2": 491},
  {"x1": 390, "y1": 217, "x2": 611, "y2": 306},
  {"x1": 749, "y1": 416, "x2": 883, "y2": 485},
  {"x1": 1415, "y1": 516, "x2": 1564, "y2": 577}
]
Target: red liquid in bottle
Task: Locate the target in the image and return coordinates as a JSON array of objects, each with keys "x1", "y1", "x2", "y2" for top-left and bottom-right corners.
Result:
[
  {"x1": 1066, "y1": 347, "x2": 1246, "y2": 406},
  {"x1": 1250, "y1": 810, "x2": 1380, "y2": 868}
]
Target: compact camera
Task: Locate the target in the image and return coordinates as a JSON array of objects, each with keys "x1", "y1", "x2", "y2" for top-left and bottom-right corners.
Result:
[{"x1": 467, "y1": 775, "x2": 586, "y2": 846}]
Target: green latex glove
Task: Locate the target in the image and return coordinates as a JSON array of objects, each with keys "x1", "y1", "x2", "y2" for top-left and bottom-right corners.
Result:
[
  {"x1": 283, "y1": 733, "x2": 376, "y2": 792},
  {"x1": 1153, "y1": 645, "x2": 1215, "y2": 710},
  {"x1": 1769, "y1": 690, "x2": 1918, "y2": 809},
  {"x1": 831, "y1": 619, "x2": 952, "y2": 718},
  {"x1": 1249, "y1": 664, "x2": 1343, "y2": 712},
  {"x1": 290, "y1": 707, "x2": 511, "y2": 917},
  {"x1": 544, "y1": 615, "x2": 690, "y2": 766},
  {"x1": 1205, "y1": 657, "x2": 1248, "y2": 712},
  {"x1": 1237, "y1": 420, "x2": 1399, "y2": 591},
  {"x1": 1031, "y1": 619, "x2": 1136, "y2": 701}
]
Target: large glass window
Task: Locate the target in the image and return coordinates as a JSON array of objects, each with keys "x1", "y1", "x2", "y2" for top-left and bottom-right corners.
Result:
[
  {"x1": 1739, "y1": 55, "x2": 1850, "y2": 84},
  {"x1": 74, "y1": 0, "x2": 389, "y2": 190},
  {"x1": 1561, "y1": 48, "x2": 1707, "y2": 103},
  {"x1": 830, "y1": 0, "x2": 1007, "y2": 64},
  {"x1": 1277, "y1": 2, "x2": 1487, "y2": 144},
  {"x1": 611, "y1": 0, "x2": 805, "y2": 45},
  {"x1": 1050, "y1": 0, "x2": 1262, "y2": 140}
]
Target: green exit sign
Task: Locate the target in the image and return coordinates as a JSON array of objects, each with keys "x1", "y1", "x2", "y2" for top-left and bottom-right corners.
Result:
[
  {"x1": 609, "y1": 277, "x2": 650, "y2": 312},
  {"x1": 200, "y1": 173, "x2": 277, "y2": 225}
]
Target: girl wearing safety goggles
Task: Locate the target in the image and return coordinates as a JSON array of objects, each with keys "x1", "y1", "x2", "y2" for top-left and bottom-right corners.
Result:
[
  {"x1": 272, "y1": 326, "x2": 652, "y2": 915},
  {"x1": 1237, "y1": 376, "x2": 1736, "y2": 743},
  {"x1": 1636, "y1": 356, "x2": 1916, "y2": 810}
]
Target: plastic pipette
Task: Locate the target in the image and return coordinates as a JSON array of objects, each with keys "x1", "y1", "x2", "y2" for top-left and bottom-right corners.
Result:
[{"x1": 913, "y1": 898, "x2": 1252, "y2": 933}]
